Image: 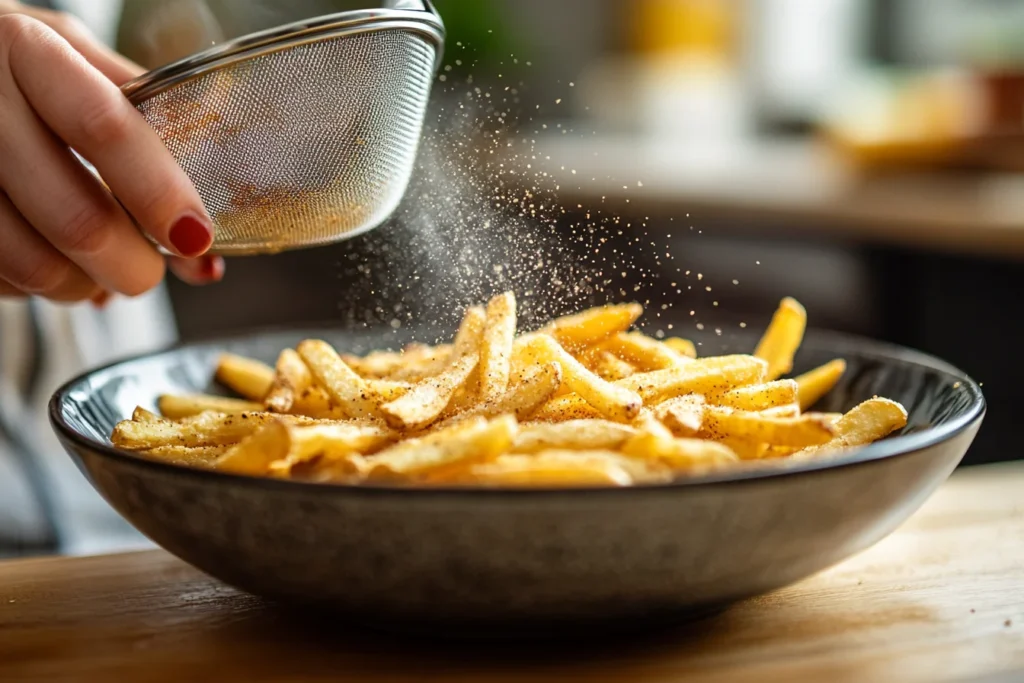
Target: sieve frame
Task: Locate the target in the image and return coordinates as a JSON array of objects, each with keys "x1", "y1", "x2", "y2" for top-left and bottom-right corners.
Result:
[{"x1": 122, "y1": 6, "x2": 445, "y2": 104}]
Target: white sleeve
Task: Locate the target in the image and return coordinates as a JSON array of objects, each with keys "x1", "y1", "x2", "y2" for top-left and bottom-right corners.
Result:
[{"x1": 54, "y1": 0, "x2": 125, "y2": 46}]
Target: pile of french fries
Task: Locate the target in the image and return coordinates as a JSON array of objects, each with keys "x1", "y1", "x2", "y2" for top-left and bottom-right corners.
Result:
[{"x1": 111, "y1": 295, "x2": 909, "y2": 487}]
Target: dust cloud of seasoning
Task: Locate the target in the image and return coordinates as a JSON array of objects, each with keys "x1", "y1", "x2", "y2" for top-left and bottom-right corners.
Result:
[{"x1": 335, "y1": 46, "x2": 710, "y2": 345}]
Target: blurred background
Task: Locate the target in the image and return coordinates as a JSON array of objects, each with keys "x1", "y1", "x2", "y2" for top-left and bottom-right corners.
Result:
[{"x1": 4, "y1": 0, "x2": 1021, "y2": 556}]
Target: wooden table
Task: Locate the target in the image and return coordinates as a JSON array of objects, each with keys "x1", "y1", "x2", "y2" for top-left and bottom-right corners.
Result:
[{"x1": 2, "y1": 462, "x2": 1023, "y2": 683}]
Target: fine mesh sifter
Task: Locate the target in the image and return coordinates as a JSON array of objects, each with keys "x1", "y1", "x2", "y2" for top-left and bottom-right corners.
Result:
[{"x1": 120, "y1": 0, "x2": 445, "y2": 255}]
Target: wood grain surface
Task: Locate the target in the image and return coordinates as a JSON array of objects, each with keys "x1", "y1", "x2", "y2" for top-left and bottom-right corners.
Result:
[{"x1": 1, "y1": 462, "x2": 1023, "y2": 683}]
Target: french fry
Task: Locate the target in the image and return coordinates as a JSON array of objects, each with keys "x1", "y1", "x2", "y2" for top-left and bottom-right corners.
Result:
[
  {"x1": 114, "y1": 410, "x2": 277, "y2": 449},
  {"x1": 215, "y1": 420, "x2": 291, "y2": 475},
  {"x1": 139, "y1": 445, "x2": 228, "y2": 466},
  {"x1": 652, "y1": 395, "x2": 705, "y2": 436},
  {"x1": 701, "y1": 405, "x2": 836, "y2": 448},
  {"x1": 132, "y1": 406, "x2": 161, "y2": 423},
  {"x1": 479, "y1": 292, "x2": 517, "y2": 401},
  {"x1": 585, "y1": 350, "x2": 636, "y2": 381},
  {"x1": 363, "y1": 415, "x2": 517, "y2": 481},
  {"x1": 622, "y1": 431, "x2": 738, "y2": 473},
  {"x1": 215, "y1": 353, "x2": 274, "y2": 401},
  {"x1": 711, "y1": 379, "x2": 798, "y2": 412},
  {"x1": 435, "y1": 451, "x2": 639, "y2": 487},
  {"x1": 447, "y1": 361, "x2": 562, "y2": 425},
  {"x1": 795, "y1": 359, "x2": 847, "y2": 411},
  {"x1": 663, "y1": 337, "x2": 697, "y2": 358},
  {"x1": 297, "y1": 340, "x2": 380, "y2": 420},
  {"x1": 616, "y1": 355, "x2": 768, "y2": 403},
  {"x1": 265, "y1": 349, "x2": 312, "y2": 413},
  {"x1": 343, "y1": 344, "x2": 453, "y2": 380},
  {"x1": 717, "y1": 436, "x2": 769, "y2": 460},
  {"x1": 529, "y1": 393, "x2": 602, "y2": 422},
  {"x1": 539, "y1": 303, "x2": 642, "y2": 349},
  {"x1": 521, "y1": 334, "x2": 641, "y2": 422},
  {"x1": 157, "y1": 394, "x2": 265, "y2": 420},
  {"x1": 796, "y1": 398, "x2": 908, "y2": 458},
  {"x1": 754, "y1": 297, "x2": 807, "y2": 380},
  {"x1": 380, "y1": 354, "x2": 478, "y2": 430},
  {"x1": 513, "y1": 420, "x2": 636, "y2": 453},
  {"x1": 599, "y1": 331, "x2": 689, "y2": 370}
]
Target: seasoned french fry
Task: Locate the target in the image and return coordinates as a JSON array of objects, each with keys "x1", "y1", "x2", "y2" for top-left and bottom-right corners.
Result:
[
  {"x1": 513, "y1": 420, "x2": 636, "y2": 453},
  {"x1": 616, "y1": 355, "x2": 768, "y2": 403},
  {"x1": 585, "y1": 350, "x2": 636, "y2": 381},
  {"x1": 114, "y1": 410, "x2": 276, "y2": 449},
  {"x1": 717, "y1": 436, "x2": 769, "y2": 460},
  {"x1": 622, "y1": 431, "x2": 738, "y2": 473},
  {"x1": 539, "y1": 303, "x2": 642, "y2": 349},
  {"x1": 754, "y1": 297, "x2": 807, "y2": 380},
  {"x1": 653, "y1": 395, "x2": 705, "y2": 436},
  {"x1": 447, "y1": 361, "x2": 562, "y2": 426},
  {"x1": 521, "y1": 334, "x2": 641, "y2": 422},
  {"x1": 599, "y1": 331, "x2": 689, "y2": 370},
  {"x1": 479, "y1": 292, "x2": 517, "y2": 401},
  {"x1": 215, "y1": 353, "x2": 275, "y2": 401},
  {"x1": 364, "y1": 415, "x2": 517, "y2": 480},
  {"x1": 215, "y1": 420, "x2": 291, "y2": 475},
  {"x1": 380, "y1": 354, "x2": 478, "y2": 430},
  {"x1": 701, "y1": 405, "x2": 836, "y2": 448},
  {"x1": 711, "y1": 379, "x2": 798, "y2": 412},
  {"x1": 265, "y1": 349, "x2": 312, "y2": 413},
  {"x1": 434, "y1": 451, "x2": 639, "y2": 487},
  {"x1": 663, "y1": 337, "x2": 697, "y2": 358},
  {"x1": 529, "y1": 393, "x2": 602, "y2": 422},
  {"x1": 133, "y1": 406, "x2": 161, "y2": 423},
  {"x1": 795, "y1": 359, "x2": 847, "y2": 411},
  {"x1": 298, "y1": 340, "x2": 380, "y2": 420},
  {"x1": 139, "y1": 445, "x2": 228, "y2": 466},
  {"x1": 796, "y1": 398, "x2": 908, "y2": 458},
  {"x1": 760, "y1": 404, "x2": 800, "y2": 418},
  {"x1": 157, "y1": 393, "x2": 264, "y2": 420}
]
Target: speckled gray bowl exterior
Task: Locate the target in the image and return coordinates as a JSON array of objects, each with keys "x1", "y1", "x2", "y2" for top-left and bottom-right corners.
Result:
[{"x1": 50, "y1": 327, "x2": 984, "y2": 632}]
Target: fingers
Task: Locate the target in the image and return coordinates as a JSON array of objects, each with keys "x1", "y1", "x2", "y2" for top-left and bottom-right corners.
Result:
[
  {"x1": 168, "y1": 255, "x2": 225, "y2": 286},
  {"x1": 0, "y1": 1, "x2": 144, "y2": 84},
  {"x1": 5, "y1": 16, "x2": 215, "y2": 260},
  {"x1": 0, "y1": 192, "x2": 101, "y2": 302}
]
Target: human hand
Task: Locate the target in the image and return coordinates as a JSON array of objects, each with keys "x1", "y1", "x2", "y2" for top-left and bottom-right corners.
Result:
[{"x1": 0, "y1": 1, "x2": 224, "y2": 306}]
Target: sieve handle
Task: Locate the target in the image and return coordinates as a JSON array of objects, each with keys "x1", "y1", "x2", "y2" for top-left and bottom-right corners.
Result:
[{"x1": 383, "y1": 0, "x2": 437, "y2": 13}]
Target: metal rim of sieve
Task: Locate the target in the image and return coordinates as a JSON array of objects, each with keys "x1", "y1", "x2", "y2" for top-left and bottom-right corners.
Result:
[{"x1": 120, "y1": 4, "x2": 445, "y2": 104}]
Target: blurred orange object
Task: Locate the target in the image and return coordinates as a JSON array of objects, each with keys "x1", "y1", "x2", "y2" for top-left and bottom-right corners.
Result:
[{"x1": 629, "y1": 0, "x2": 738, "y2": 62}]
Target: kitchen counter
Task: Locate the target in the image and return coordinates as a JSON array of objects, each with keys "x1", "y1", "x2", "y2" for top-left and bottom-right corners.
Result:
[
  {"x1": 2, "y1": 461, "x2": 1023, "y2": 682},
  {"x1": 534, "y1": 135, "x2": 1024, "y2": 259}
]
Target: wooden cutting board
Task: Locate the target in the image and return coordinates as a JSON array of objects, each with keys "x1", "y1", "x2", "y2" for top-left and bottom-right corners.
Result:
[{"x1": 2, "y1": 462, "x2": 1023, "y2": 683}]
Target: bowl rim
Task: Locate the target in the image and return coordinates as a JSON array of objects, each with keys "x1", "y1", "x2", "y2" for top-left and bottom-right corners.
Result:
[{"x1": 49, "y1": 326, "x2": 986, "y2": 497}]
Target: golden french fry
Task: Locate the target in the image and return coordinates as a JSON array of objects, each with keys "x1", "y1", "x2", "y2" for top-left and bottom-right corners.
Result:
[
  {"x1": 215, "y1": 353, "x2": 274, "y2": 401},
  {"x1": 521, "y1": 334, "x2": 641, "y2": 422},
  {"x1": 663, "y1": 337, "x2": 697, "y2": 358},
  {"x1": 795, "y1": 359, "x2": 847, "y2": 411},
  {"x1": 717, "y1": 436, "x2": 769, "y2": 460},
  {"x1": 632, "y1": 408, "x2": 676, "y2": 439},
  {"x1": 539, "y1": 303, "x2": 643, "y2": 349},
  {"x1": 760, "y1": 404, "x2": 800, "y2": 418},
  {"x1": 513, "y1": 419, "x2": 636, "y2": 453},
  {"x1": 343, "y1": 344, "x2": 453, "y2": 380},
  {"x1": 446, "y1": 361, "x2": 562, "y2": 426},
  {"x1": 364, "y1": 415, "x2": 517, "y2": 481},
  {"x1": 585, "y1": 350, "x2": 636, "y2": 381},
  {"x1": 529, "y1": 394, "x2": 602, "y2": 422},
  {"x1": 796, "y1": 398, "x2": 908, "y2": 458},
  {"x1": 616, "y1": 355, "x2": 767, "y2": 403},
  {"x1": 265, "y1": 349, "x2": 312, "y2": 413},
  {"x1": 297, "y1": 339, "x2": 380, "y2": 419},
  {"x1": 215, "y1": 420, "x2": 291, "y2": 475},
  {"x1": 701, "y1": 404, "x2": 836, "y2": 448},
  {"x1": 754, "y1": 297, "x2": 807, "y2": 380},
  {"x1": 479, "y1": 292, "x2": 517, "y2": 401},
  {"x1": 599, "y1": 331, "x2": 689, "y2": 370},
  {"x1": 380, "y1": 354, "x2": 478, "y2": 430},
  {"x1": 139, "y1": 445, "x2": 228, "y2": 466},
  {"x1": 132, "y1": 406, "x2": 161, "y2": 423},
  {"x1": 653, "y1": 395, "x2": 705, "y2": 436},
  {"x1": 435, "y1": 451, "x2": 640, "y2": 487},
  {"x1": 711, "y1": 379, "x2": 798, "y2": 412},
  {"x1": 157, "y1": 393, "x2": 264, "y2": 420},
  {"x1": 622, "y1": 431, "x2": 738, "y2": 473}
]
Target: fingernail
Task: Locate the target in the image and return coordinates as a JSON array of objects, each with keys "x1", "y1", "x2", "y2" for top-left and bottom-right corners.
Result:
[
  {"x1": 169, "y1": 214, "x2": 213, "y2": 257},
  {"x1": 90, "y1": 290, "x2": 112, "y2": 309},
  {"x1": 200, "y1": 255, "x2": 225, "y2": 282}
]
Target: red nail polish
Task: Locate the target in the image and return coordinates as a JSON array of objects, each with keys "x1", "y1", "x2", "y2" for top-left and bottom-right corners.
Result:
[
  {"x1": 169, "y1": 215, "x2": 213, "y2": 257},
  {"x1": 201, "y1": 255, "x2": 224, "y2": 281}
]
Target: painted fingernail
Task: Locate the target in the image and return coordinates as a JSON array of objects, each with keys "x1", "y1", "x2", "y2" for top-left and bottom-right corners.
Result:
[
  {"x1": 90, "y1": 290, "x2": 112, "y2": 309},
  {"x1": 169, "y1": 214, "x2": 213, "y2": 257},
  {"x1": 200, "y1": 255, "x2": 225, "y2": 282}
]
